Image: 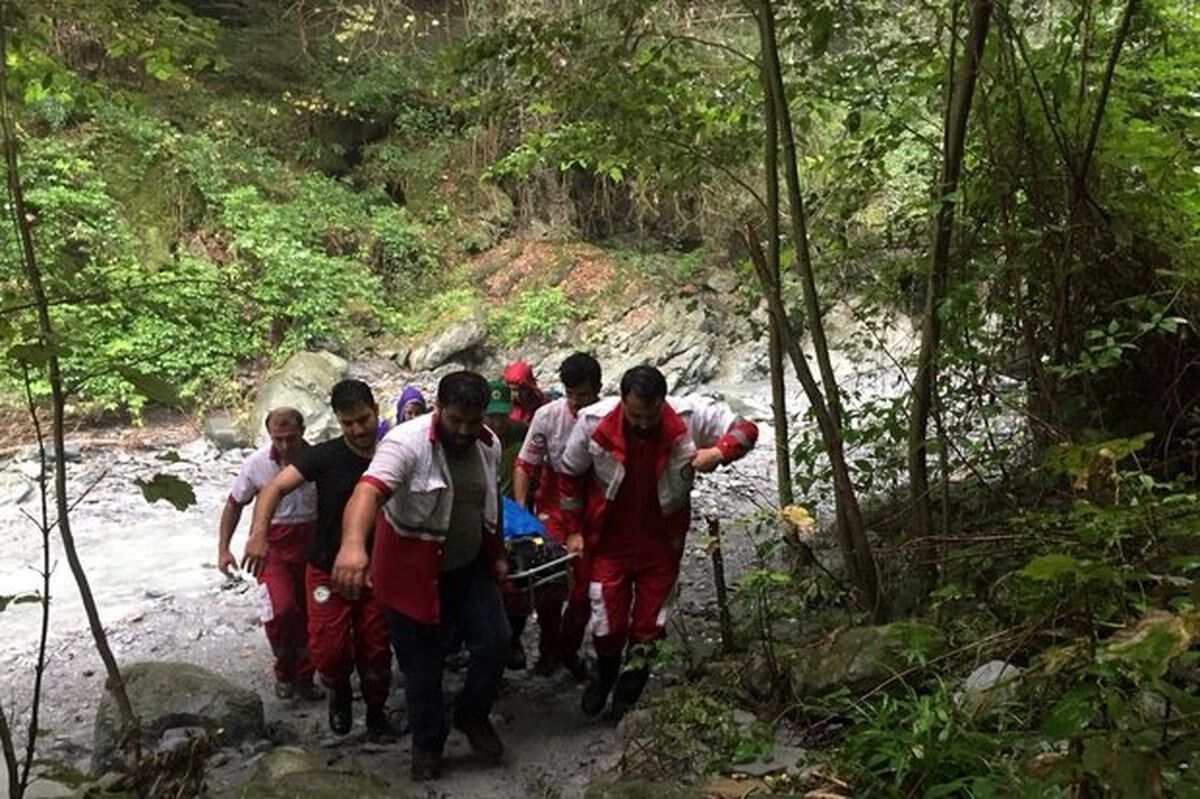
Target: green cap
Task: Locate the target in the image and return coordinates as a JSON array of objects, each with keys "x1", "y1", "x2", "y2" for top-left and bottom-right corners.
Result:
[{"x1": 486, "y1": 380, "x2": 512, "y2": 415}]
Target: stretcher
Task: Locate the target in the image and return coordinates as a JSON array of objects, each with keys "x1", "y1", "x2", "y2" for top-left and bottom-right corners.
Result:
[{"x1": 502, "y1": 496, "x2": 576, "y2": 597}]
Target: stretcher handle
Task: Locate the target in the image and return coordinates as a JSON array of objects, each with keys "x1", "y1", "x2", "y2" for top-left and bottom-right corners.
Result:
[{"x1": 507, "y1": 551, "x2": 578, "y2": 582}]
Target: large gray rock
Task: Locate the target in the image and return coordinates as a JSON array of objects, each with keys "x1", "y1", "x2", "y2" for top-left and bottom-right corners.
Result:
[
  {"x1": 957, "y1": 660, "x2": 1023, "y2": 714},
  {"x1": 600, "y1": 297, "x2": 722, "y2": 392},
  {"x1": 0, "y1": 469, "x2": 33, "y2": 507},
  {"x1": 238, "y1": 747, "x2": 395, "y2": 799},
  {"x1": 249, "y1": 350, "x2": 349, "y2": 445},
  {"x1": 786, "y1": 621, "x2": 946, "y2": 698},
  {"x1": 203, "y1": 411, "x2": 249, "y2": 450},
  {"x1": 92, "y1": 661, "x2": 264, "y2": 773},
  {"x1": 408, "y1": 315, "x2": 488, "y2": 371}
]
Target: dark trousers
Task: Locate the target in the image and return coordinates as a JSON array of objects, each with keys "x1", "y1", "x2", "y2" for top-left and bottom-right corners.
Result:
[{"x1": 386, "y1": 557, "x2": 510, "y2": 752}]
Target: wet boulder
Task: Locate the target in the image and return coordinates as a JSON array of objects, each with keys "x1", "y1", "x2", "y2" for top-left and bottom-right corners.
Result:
[
  {"x1": 248, "y1": 350, "x2": 349, "y2": 445},
  {"x1": 786, "y1": 621, "x2": 947, "y2": 698},
  {"x1": 238, "y1": 747, "x2": 396, "y2": 798},
  {"x1": 92, "y1": 661, "x2": 264, "y2": 773}
]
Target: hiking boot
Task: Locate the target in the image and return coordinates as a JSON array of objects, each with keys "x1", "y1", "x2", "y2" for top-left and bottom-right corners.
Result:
[
  {"x1": 531, "y1": 654, "x2": 558, "y2": 677},
  {"x1": 327, "y1": 682, "x2": 353, "y2": 735},
  {"x1": 581, "y1": 653, "x2": 621, "y2": 716},
  {"x1": 274, "y1": 681, "x2": 295, "y2": 700},
  {"x1": 507, "y1": 639, "x2": 527, "y2": 671},
  {"x1": 608, "y1": 666, "x2": 650, "y2": 721},
  {"x1": 365, "y1": 705, "x2": 398, "y2": 743},
  {"x1": 293, "y1": 679, "x2": 325, "y2": 701},
  {"x1": 453, "y1": 711, "x2": 504, "y2": 760},
  {"x1": 410, "y1": 747, "x2": 442, "y2": 781}
]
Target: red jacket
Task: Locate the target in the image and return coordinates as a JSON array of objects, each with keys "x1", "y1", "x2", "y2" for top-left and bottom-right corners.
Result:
[
  {"x1": 503, "y1": 360, "x2": 546, "y2": 424},
  {"x1": 363, "y1": 413, "x2": 505, "y2": 624},
  {"x1": 558, "y1": 400, "x2": 697, "y2": 551}
]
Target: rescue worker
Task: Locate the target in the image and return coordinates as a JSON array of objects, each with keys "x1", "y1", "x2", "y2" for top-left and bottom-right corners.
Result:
[
  {"x1": 503, "y1": 360, "x2": 546, "y2": 424},
  {"x1": 243, "y1": 381, "x2": 394, "y2": 740},
  {"x1": 486, "y1": 381, "x2": 540, "y2": 671},
  {"x1": 217, "y1": 408, "x2": 322, "y2": 701},
  {"x1": 486, "y1": 381, "x2": 527, "y2": 499},
  {"x1": 333, "y1": 371, "x2": 510, "y2": 781},
  {"x1": 559, "y1": 366, "x2": 759, "y2": 720},
  {"x1": 512, "y1": 352, "x2": 603, "y2": 678}
]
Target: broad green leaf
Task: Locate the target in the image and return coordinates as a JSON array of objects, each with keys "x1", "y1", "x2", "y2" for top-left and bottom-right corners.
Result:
[
  {"x1": 1041, "y1": 685, "x2": 1098, "y2": 738},
  {"x1": 0, "y1": 593, "x2": 42, "y2": 612},
  {"x1": 1021, "y1": 553, "x2": 1082, "y2": 581},
  {"x1": 117, "y1": 367, "x2": 180, "y2": 406},
  {"x1": 134, "y1": 474, "x2": 196, "y2": 511},
  {"x1": 809, "y1": 8, "x2": 833, "y2": 58},
  {"x1": 7, "y1": 341, "x2": 70, "y2": 366},
  {"x1": 1099, "y1": 610, "x2": 1197, "y2": 680}
]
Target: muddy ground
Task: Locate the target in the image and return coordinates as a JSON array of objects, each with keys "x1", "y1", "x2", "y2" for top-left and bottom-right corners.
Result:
[{"x1": 0, "y1": 403, "x2": 778, "y2": 798}]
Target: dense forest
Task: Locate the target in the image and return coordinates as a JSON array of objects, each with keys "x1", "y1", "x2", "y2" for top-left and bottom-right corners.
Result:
[{"x1": 2, "y1": 0, "x2": 1199, "y2": 796}]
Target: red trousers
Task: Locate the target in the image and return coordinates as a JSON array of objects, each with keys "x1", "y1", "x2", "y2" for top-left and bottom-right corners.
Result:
[
  {"x1": 548, "y1": 555, "x2": 592, "y2": 659},
  {"x1": 305, "y1": 565, "x2": 391, "y2": 707},
  {"x1": 588, "y1": 547, "x2": 681, "y2": 657},
  {"x1": 259, "y1": 556, "x2": 314, "y2": 683}
]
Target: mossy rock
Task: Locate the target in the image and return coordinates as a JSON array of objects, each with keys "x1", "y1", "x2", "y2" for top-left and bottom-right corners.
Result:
[
  {"x1": 92, "y1": 661, "x2": 264, "y2": 774},
  {"x1": 238, "y1": 748, "x2": 396, "y2": 799},
  {"x1": 786, "y1": 621, "x2": 947, "y2": 698}
]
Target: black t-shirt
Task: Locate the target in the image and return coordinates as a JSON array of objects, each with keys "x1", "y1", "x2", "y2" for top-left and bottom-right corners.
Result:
[{"x1": 293, "y1": 437, "x2": 373, "y2": 572}]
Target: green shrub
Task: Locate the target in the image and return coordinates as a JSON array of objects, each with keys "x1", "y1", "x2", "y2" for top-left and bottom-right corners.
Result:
[{"x1": 488, "y1": 286, "x2": 579, "y2": 346}]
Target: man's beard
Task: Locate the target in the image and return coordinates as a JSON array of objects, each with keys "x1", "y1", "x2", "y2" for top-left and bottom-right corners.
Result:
[
  {"x1": 630, "y1": 424, "x2": 658, "y2": 439},
  {"x1": 439, "y1": 426, "x2": 474, "y2": 455}
]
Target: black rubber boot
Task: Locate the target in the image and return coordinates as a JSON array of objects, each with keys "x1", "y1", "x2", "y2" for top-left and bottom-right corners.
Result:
[
  {"x1": 608, "y1": 665, "x2": 650, "y2": 721},
  {"x1": 581, "y1": 653, "x2": 621, "y2": 716},
  {"x1": 327, "y1": 681, "x2": 353, "y2": 735}
]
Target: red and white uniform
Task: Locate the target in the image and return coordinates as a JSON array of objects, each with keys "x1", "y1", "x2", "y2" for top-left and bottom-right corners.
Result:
[
  {"x1": 229, "y1": 447, "x2": 317, "y2": 683},
  {"x1": 516, "y1": 397, "x2": 580, "y2": 540},
  {"x1": 515, "y1": 397, "x2": 592, "y2": 659},
  {"x1": 669, "y1": 395, "x2": 760, "y2": 461},
  {"x1": 361, "y1": 412, "x2": 505, "y2": 624},
  {"x1": 559, "y1": 399, "x2": 695, "y2": 655},
  {"x1": 559, "y1": 396, "x2": 758, "y2": 655}
]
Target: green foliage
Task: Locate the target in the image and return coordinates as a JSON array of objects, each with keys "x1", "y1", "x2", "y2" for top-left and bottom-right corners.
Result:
[
  {"x1": 835, "y1": 680, "x2": 1008, "y2": 796},
  {"x1": 133, "y1": 473, "x2": 196, "y2": 511},
  {"x1": 0, "y1": 593, "x2": 42, "y2": 613},
  {"x1": 626, "y1": 684, "x2": 775, "y2": 778},
  {"x1": 487, "y1": 286, "x2": 580, "y2": 347},
  {"x1": 368, "y1": 206, "x2": 440, "y2": 291}
]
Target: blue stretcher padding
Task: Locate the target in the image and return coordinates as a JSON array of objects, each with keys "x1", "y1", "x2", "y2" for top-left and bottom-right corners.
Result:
[{"x1": 502, "y1": 495, "x2": 546, "y2": 541}]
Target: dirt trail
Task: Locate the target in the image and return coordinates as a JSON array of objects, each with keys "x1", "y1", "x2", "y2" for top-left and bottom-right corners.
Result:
[{"x1": 0, "y1": 410, "x2": 775, "y2": 798}]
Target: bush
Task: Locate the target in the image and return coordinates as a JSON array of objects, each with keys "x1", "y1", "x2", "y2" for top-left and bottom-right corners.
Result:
[{"x1": 488, "y1": 286, "x2": 579, "y2": 346}]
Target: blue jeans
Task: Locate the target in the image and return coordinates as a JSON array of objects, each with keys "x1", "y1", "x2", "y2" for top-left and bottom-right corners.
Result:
[{"x1": 386, "y1": 557, "x2": 510, "y2": 752}]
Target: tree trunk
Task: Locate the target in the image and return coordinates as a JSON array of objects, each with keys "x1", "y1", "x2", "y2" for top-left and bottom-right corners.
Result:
[
  {"x1": 768, "y1": 322, "x2": 794, "y2": 506},
  {"x1": 757, "y1": 22, "x2": 793, "y2": 508},
  {"x1": 0, "y1": 5, "x2": 140, "y2": 766},
  {"x1": 906, "y1": 0, "x2": 993, "y2": 576},
  {"x1": 744, "y1": 225, "x2": 882, "y2": 618},
  {"x1": 756, "y1": 0, "x2": 879, "y2": 615},
  {"x1": 1, "y1": 702, "x2": 18, "y2": 799}
]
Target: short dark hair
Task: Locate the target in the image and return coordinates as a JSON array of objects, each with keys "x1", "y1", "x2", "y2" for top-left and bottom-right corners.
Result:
[
  {"x1": 265, "y1": 407, "x2": 304, "y2": 429},
  {"x1": 437, "y1": 371, "x2": 490, "y2": 411},
  {"x1": 330, "y1": 379, "x2": 375, "y2": 413},
  {"x1": 560, "y1": 352, "x2": 601, "y2": 391},
  {"x1": 619, "y1": 365, "x2": 667, "y2": 402}
]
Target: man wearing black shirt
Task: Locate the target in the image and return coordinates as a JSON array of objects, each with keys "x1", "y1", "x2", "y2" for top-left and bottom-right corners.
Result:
[{"x1": 246, "y1": 379, "x2": 394, "y2": 739}]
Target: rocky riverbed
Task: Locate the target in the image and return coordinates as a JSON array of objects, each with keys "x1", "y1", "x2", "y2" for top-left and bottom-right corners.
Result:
[
  {"x1": 0, "y1": 308, "x2": 915, "y2": 797},
  {"x1": 0, "y1": 403, "x2": 779, "y2": 799}
]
